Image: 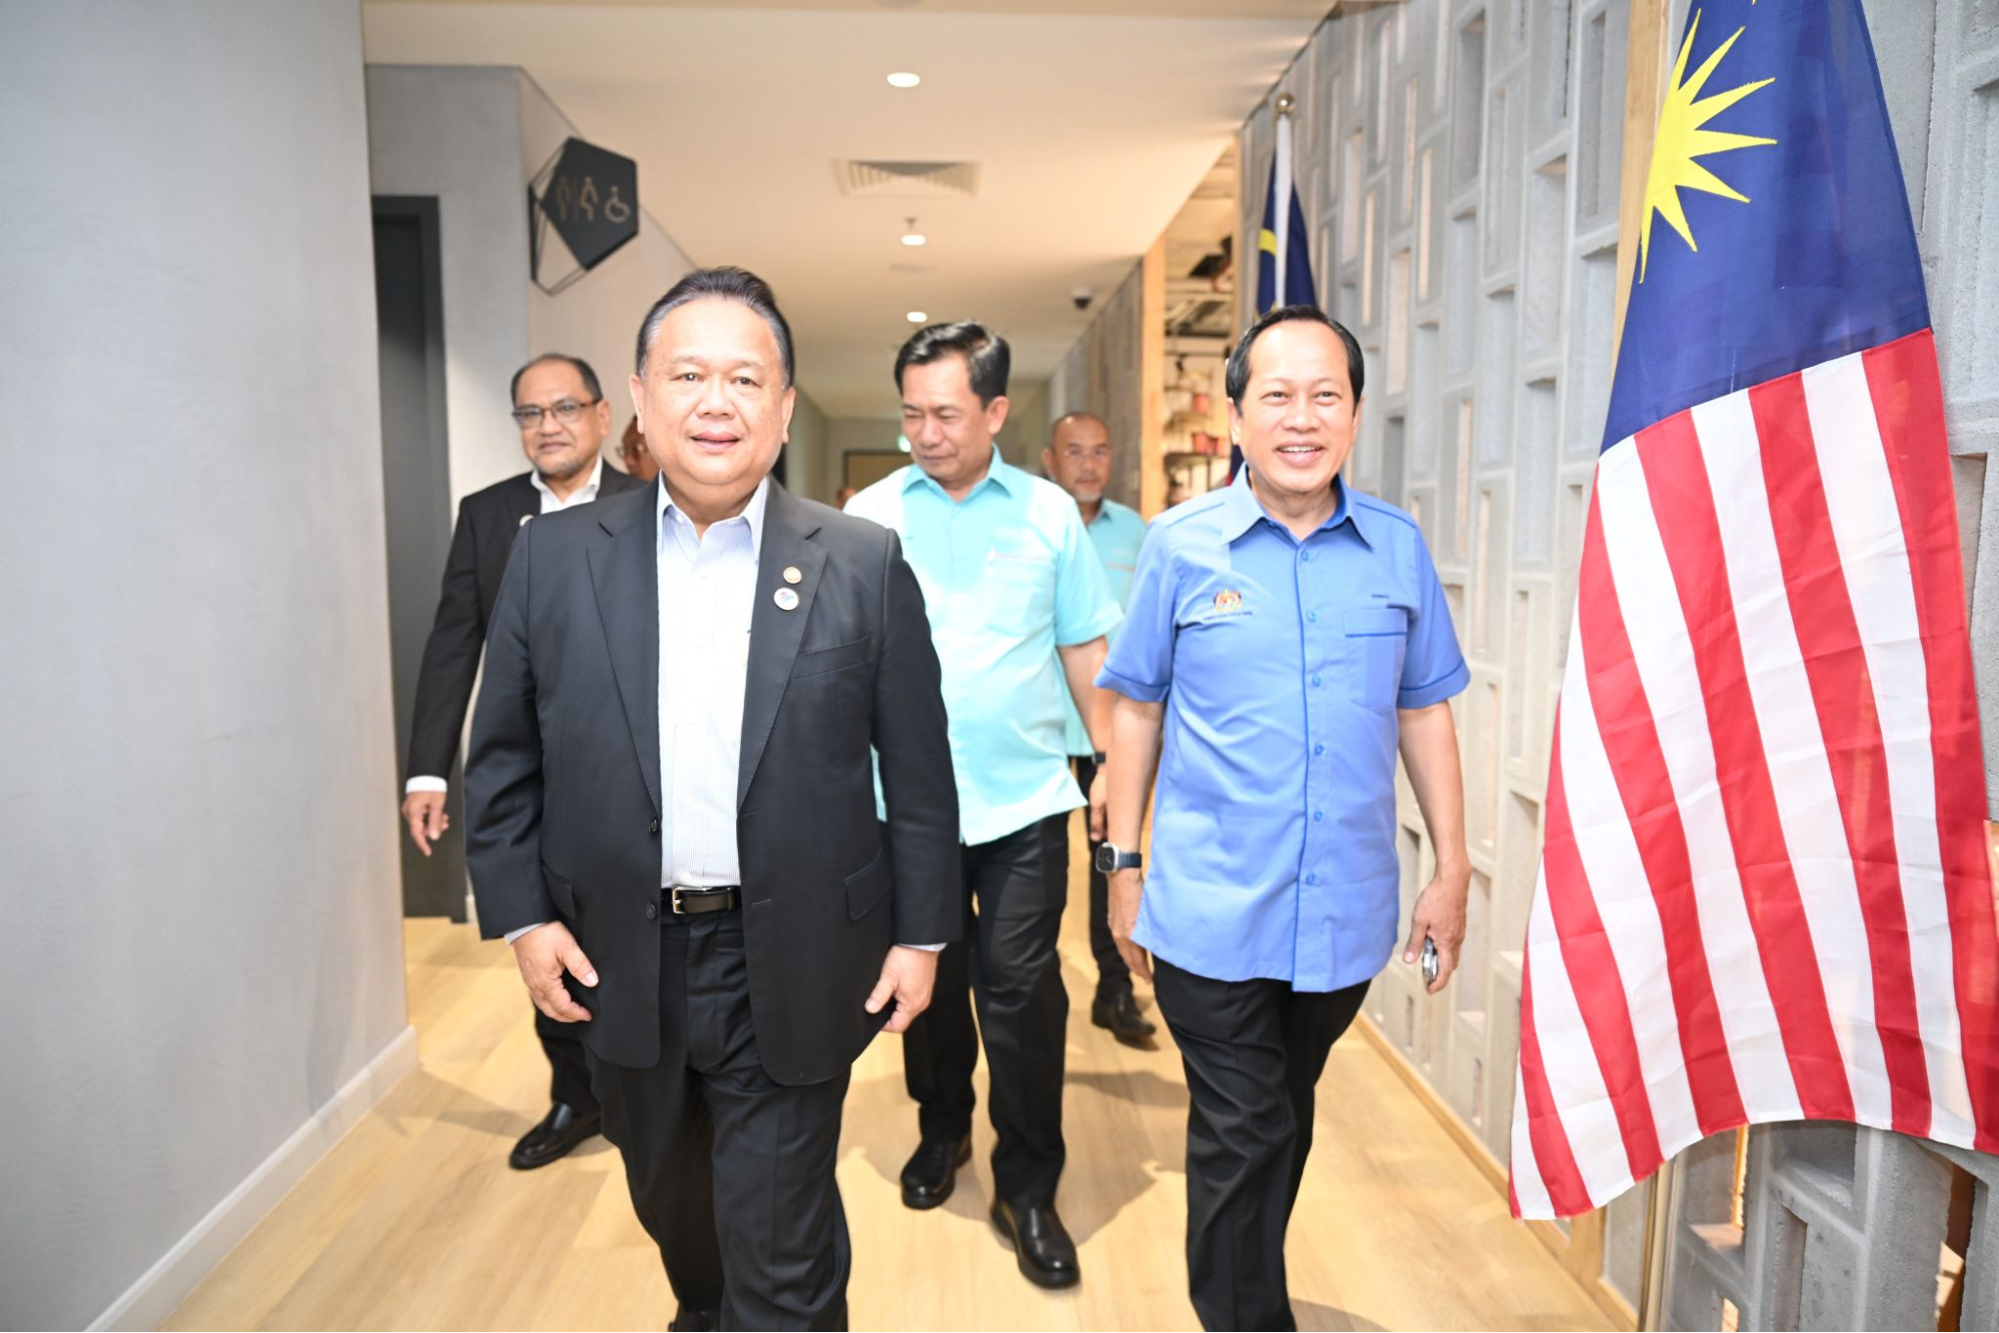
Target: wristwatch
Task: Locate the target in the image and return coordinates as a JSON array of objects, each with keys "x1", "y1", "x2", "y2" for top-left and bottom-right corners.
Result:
[
  {"x1": 1095, "y1": 842, "x2": 1143, "y2": 873},
  {"x1": 1092, "y1": 749, "x2": 1109, "y2": 765}
]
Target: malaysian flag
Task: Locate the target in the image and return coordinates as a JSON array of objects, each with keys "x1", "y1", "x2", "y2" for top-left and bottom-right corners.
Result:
[
  {"x1": 1508, "y1": 0, "x2": 1999, "y2": 1220},
  {"x1": 1255, "y1": 100, "x2": 1316, "y2": 317}
]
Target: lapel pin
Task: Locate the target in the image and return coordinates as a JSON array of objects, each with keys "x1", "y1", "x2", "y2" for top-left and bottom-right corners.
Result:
[
  {"x1": 783, "y1": 565, "x2": 803, "y2": 585},
  {"x1": 773, "y1": 587, "x2": 800, "y2": 611}
]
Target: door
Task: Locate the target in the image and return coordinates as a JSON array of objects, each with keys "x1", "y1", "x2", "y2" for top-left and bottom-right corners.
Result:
[{"x1": 373, "y1": 196, "x2": 467, "y2": 919}]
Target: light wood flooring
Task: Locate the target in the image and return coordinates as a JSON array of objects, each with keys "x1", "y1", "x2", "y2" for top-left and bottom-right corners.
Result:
[{"x1": 166, "y1": 823, "x2": 1606, "y2": 1331}]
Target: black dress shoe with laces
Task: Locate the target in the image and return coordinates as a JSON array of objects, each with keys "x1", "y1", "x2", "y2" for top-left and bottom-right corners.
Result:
[
  {"x1": 508, "y1": 1101, "x2": 601, "y2": 1170},
  {"x1": 666, "y1": 1309, "x2": 718, "y2": 1332},
  {"x1": 899, "y1": 1133, "x2": 972, "y2": 1210},
  {"x1": 989, "y1": 1197, "x2": 1081, "y2": 1288},
  {"x1": 1091, "y1": 991, "x2": 1158, "y2": 1046}
]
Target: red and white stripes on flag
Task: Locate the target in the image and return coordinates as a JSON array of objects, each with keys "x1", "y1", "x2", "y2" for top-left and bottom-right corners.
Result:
[{"x1": 1508, "y1": 331, "x2": 1999, "y2": 1220}]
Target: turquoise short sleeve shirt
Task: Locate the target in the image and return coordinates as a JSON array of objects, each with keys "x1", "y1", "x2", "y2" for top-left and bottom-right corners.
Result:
[
  {"x1": 848, "y1": 448, "x2": 1123, "y2": 844},
  {"x1": 1062, "y1": 497, "x2": 1147, "y2": 757}
]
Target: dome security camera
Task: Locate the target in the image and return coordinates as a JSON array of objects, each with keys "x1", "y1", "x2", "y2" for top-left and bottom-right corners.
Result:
[{"x1": 1071, "y1": 288, "x2": 1094, "y2": 312}]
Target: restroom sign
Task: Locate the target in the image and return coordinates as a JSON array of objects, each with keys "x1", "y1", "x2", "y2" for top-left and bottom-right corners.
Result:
[{"x1": 529, "y1": 137, "x2": 639, "y2": 293}]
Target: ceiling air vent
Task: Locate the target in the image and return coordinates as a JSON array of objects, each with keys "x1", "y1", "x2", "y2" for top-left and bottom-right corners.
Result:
[{"x1": 834, "y1": 160, "x2": 982, "y2": 199}]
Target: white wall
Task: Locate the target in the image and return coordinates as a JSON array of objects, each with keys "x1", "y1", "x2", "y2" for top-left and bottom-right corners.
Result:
[
  {"x1": 1001, "y1": 376, "x2": 1052, "y2": 470},
  {"x1": 786, "y1": 386, "x2": 832, "y2": 503},
  {"x1": 517, "y1": 72, "x2": 699, "y2": 466},
  {"x1": 827, "y1": 416, "x2": 907, "y2": 490},
  {"x1": 366, "y1": 65, "x2": 537, "y2": 502},
  {"x1": 1, "y1": 4, "x2": 411, "y2": 1328},
  {"x1": 369, "y1": 66, "x2": 835, "y2": 507}
]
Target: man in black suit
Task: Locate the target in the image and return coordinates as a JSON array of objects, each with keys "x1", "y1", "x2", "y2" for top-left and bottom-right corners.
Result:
[
  {"x1": 466, "y1": 267, "x2": 958, "y2": 1331},
  {"x1": 400, "y1": 352, "x2": 644, "y2": 1170}
]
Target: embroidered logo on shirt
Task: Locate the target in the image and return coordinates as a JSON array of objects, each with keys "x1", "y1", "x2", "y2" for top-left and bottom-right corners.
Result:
[{"x1": 1213, "y1": 589, "x2": 1243, "y2": 613}]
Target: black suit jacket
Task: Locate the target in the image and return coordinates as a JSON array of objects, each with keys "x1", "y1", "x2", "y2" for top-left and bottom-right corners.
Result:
[
  {"x1": 464, "y1": 480, "x2": 961, "y2": 1084},
  {"x1": 405, "y1": 464, "x2": 645, "y2": 783}
]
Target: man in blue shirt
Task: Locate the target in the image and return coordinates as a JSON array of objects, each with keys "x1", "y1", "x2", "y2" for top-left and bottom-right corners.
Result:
[
  {"x1": 846, "y1": 323, "x2": 1121, "y2": 1290},
  {"x1": 1042, "y1": 410, "x2": 1155, "y2": 1046},
  {"x1": 1098, "y1": 306, "x2": 1471, "y2": 1331}
]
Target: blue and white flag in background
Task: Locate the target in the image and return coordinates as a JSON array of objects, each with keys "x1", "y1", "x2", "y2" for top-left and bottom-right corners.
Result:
[
  {"x1": 1234, "y1": 103, "x2": 1318, "y2": 480},
  {"x1": 1255, "y1": 105, "x2": 1316, "y2": 315}
]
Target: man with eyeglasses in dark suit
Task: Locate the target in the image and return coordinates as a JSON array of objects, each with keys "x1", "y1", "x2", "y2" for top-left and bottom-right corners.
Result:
[{"x1": 400, "y1": 352, "x2": 645, "y2": 1170}]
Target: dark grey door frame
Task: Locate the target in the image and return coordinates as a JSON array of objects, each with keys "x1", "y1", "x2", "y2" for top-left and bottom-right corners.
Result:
[{"x1": 372, "y1": 194, "x2": 467, "y2": 919}]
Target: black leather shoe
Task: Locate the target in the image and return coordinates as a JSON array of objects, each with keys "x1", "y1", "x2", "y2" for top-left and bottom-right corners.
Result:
[
  {"x1": 666, "y1": 1310, "x2": 718, "y2": 1332},
  {"x1": 899, "y1": 1134, "x2": 972, "y2": 1210},
  {"x1": 1091, "y1": 991, "x2": 1157, "y2": 1046},
  {"x1": 990, "y1": 1197, "x2": 1081, "y2": 1289},
  {"x1": 508, "y1": 1101, "x2": 601, "y2": 1170}
]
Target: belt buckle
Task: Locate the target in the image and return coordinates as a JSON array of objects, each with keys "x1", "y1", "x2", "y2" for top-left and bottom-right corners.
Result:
[{"x1": 670, "y1": 886, "x2": 685, "y2": 915}]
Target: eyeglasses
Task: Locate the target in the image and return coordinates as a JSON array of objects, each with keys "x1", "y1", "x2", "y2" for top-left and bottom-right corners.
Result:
[{"x1": 511, "y1": 397, "x2": 599, "y2": 428}]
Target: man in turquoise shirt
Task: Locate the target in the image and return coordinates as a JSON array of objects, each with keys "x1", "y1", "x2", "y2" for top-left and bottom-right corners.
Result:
[
  {"x1": 846, "y1": 322, "x2": 1120, "y2": 1290},
  {"x1": 1041, "y1": 411, "x2": 1154, "y2": 1045}
]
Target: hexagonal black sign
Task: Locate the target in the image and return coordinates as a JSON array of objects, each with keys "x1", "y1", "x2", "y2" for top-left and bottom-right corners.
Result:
[{"x1": 530, "y1": 138, "x2": 638, "y2": 288}]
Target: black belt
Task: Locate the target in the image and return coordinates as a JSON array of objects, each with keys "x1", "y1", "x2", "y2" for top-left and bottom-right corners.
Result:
[{"x1": 666, "y1": 885, "x2": 740, "y2": 915}]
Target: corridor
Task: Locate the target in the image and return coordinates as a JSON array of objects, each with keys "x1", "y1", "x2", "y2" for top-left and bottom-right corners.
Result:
[{"x1": 164, "y1": 821, "x2": 1607, "y2": 1332}]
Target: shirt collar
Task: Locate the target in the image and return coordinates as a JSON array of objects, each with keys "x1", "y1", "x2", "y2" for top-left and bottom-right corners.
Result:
[
  {"x1": 658, "y1": 474, "x2": 771, "y2": 559},
  {"x1": 1086, "y1": 497, "x2": 1129, "y2": 528},
  {"x1": 902, "y1": 443, "x2": 1019, "y2": 499},
  {"x1": 530, "y1": 456, "x2": 604, "y2": 505},
  {"x1": 1220, "y1": 469, "x2": 1370, "y2": 547}
]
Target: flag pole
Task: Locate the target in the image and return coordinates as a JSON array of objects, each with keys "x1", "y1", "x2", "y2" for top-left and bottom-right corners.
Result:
[{"x1": 1273, "y1": 93, "x2": 1296, "y2": 309}]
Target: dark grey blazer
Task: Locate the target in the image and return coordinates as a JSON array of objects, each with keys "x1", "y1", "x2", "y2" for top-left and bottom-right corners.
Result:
[
  {"x1": 464, "y1": 479, "x2": 962, "y2": 1084},
  {"x1": 405, "y1": 464, "x2": 645, "y2": 783}
]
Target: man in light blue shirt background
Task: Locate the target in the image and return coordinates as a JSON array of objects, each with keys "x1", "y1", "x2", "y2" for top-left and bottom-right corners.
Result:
[
  {"x1": 1041, "y1": 410, "x2": 1155, "y2": 1046},
  {"x1": 1097, "y1": 306, "x2": 1471, "y2": 1330},
  {"x1": 845, "y1": 322, "x2": 1120, "y2": 1290}
]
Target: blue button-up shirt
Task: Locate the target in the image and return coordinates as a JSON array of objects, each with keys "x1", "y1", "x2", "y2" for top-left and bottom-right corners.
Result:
[
  {"x1": 1063, "y1": 497, "x2": 1147, "y2": 757},
  {"x1": 848, "y1": 447, "x2": 1122, "y2": 845},
  {"x1": 1098, "y1": 472, "x2": 1468, "y2": 991}
]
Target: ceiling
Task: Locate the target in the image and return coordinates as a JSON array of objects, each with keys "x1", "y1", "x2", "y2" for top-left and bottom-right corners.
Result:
[{"x1": 362, "y1": 2, "x2": 1330, "y2": 416}]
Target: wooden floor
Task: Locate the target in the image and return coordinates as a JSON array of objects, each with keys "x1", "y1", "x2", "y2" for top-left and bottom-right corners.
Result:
[{"x1": 167, "y1": 822, "x2": 1606, "y2": 1331}]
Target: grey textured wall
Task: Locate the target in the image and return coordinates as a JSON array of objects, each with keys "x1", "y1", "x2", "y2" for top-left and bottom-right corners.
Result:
[
  {"x1": 0, "y1": 3, "x2": 408, "y2": 1327},
  {"x1": 1048, "y1": 259, "x2": 1146, "y2": 511}
]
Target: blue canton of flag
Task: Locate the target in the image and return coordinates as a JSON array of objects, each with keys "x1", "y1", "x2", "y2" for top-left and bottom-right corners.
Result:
[{"x1": 1601, "y1": 0, "x2": 1928, "y2": 448}]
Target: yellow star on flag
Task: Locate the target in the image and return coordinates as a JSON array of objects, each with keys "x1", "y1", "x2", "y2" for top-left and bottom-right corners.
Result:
[{"x1": 1640, "y1": 9, "x2": 1779, "y2": 281}]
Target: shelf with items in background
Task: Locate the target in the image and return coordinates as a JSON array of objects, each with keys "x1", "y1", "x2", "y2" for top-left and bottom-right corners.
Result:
[{"x1": 1160, "y1": 342, "x2": 1231, "y2": 507}]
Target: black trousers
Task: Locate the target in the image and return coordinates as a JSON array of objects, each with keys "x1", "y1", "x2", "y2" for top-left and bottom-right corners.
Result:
[
  {"x1": 1068, "y1": 756, "x2": 1132, "y2": 1001},
  {"x1": 901, "y1": 812, "x2": 1069, "y2": 1205},
  {"x1": 536, "y1": 1007, "x2": 597, "y2": 1113},
  {"x1": 589, "y1": 912, "x2": 851, "y2": 1331},
  {"x1": 1153, "y1": 959, "x2": 1370, "y2": 1332}
]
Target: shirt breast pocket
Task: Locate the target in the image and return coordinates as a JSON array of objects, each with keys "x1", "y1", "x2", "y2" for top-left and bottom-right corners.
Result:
[
  {"x1": 986, "y1": 559, "x2": 1053, "y2": 636},
  {"x1": 1344, "y1": 606, "x2": 1408, "y2": 713}
]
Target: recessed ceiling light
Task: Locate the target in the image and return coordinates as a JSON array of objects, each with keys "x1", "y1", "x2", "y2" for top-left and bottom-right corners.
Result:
[
  {"x1": 901, "y1": 232, "x2": 927, "y2": 247},
  {"x1": 886, "y1": 71, "x2": 921, "y2": 89},
  {"x1": 906, "y1": 311, "x2": 928, "y2": 323}
]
